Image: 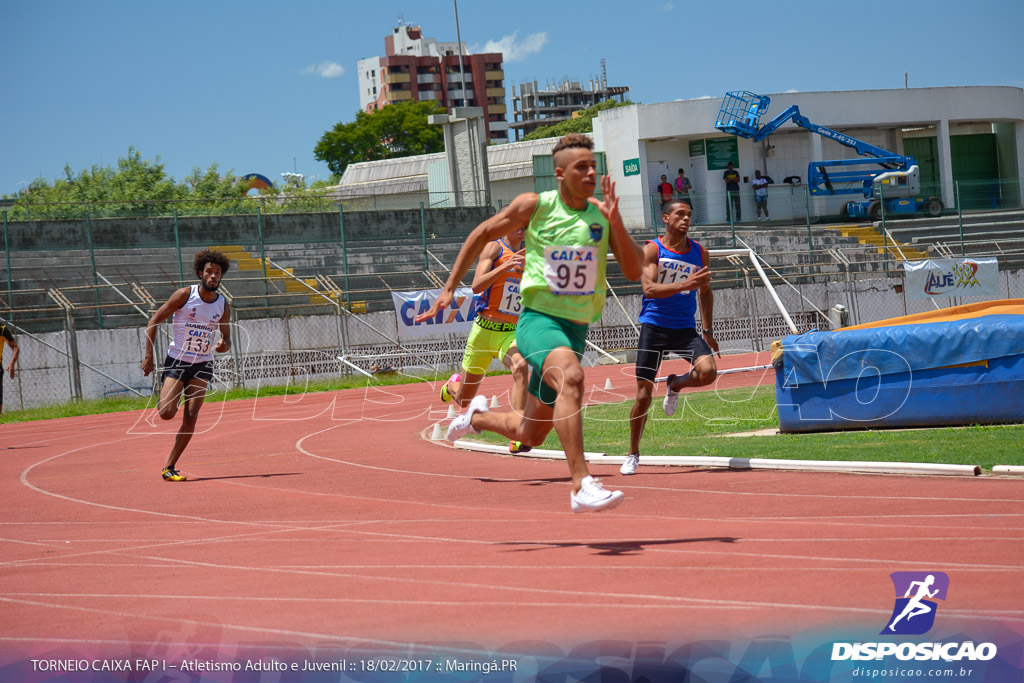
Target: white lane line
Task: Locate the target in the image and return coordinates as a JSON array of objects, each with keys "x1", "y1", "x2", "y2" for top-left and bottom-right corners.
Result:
[
  {"x1": 6, "y1": 593, "x2": 1022, "y2": 620},
  {"x1": 0, "y1": 596, "x2": 506, "y2": 656},
  {"x1": 102, "y1": 542, "x2": 1021, "y2": 608},
  {"x1": 7, "y1": 571, "x2": 1022, "y2": 627},
  {"x1": 6, "y1": 563, "x2": 1022, "y2": 573},
  {"x1": 22, "y1": 536, "x2": 1024, "y2": 543},
  {"x1": 0, "y1": 518, "x2": 404, "y2": 568},
  {"x1": 295, "y1": 422, "x2": 1024, "y2": 504},
  {"x1": 0, "y1": 536, "x2": 64, "y2": 548},
  {"x1": 617, "y1": 482, "x2": 1024, "y2": 504}
]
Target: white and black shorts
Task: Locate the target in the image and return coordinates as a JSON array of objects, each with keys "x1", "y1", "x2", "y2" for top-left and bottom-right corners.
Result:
[{"x1": 161, "y1": 355, "x2": 214, "y2": 385}]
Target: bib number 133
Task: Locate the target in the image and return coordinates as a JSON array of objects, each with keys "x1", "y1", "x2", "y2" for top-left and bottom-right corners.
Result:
[{"x1": 543, "y1": 246, "x2": 598, "y2": 296}]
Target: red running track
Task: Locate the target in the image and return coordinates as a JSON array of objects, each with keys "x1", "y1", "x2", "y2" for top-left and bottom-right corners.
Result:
[{"x1": 1, "y1": 351, "x2": 1022, "y2": 664}]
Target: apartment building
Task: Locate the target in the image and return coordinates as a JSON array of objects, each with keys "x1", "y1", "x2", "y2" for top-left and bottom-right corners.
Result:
[
  {"x1": 510, "y1": 77, "x2": 630, "y2": 141},
  {"x1": 357, "y1": 22, "x2": 509, "y2": 143}
]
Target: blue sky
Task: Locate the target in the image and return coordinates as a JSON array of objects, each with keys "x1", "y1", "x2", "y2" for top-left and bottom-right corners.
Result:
[{"x1": 3, "y1": 0, "x2": 1022, "y2": 197}]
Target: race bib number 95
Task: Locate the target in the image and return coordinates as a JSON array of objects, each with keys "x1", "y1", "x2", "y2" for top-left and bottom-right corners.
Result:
[{"x1": 543, "y1": 246, "x2": 598, "y2": 296}]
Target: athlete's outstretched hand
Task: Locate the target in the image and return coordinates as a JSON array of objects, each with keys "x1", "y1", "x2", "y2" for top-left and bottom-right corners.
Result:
[
  {"x1": 587, "y1": 175, "x2": 621, "y2": 223},
  {"x1": 415, "y1": 288, "x2": 454, "y2": 323}
]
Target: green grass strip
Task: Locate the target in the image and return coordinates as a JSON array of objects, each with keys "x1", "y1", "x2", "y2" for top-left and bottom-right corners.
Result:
[
  {"x1": 465, "y1": 385, "x2": 1024, "y2": 471},
  {"x1": 0, "y1": 370, "x2": 453, "y2": 424},
  {"x1": 5, "y1": 377, "x2": 1021, "y2": 472}
]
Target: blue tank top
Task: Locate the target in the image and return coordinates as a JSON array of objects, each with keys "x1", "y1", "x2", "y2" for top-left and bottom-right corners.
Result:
[{"x1": 638, "y1": 237, "x2": 705, "y2": 330}]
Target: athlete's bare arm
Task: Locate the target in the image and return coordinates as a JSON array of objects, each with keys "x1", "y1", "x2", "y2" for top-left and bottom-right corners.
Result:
[
  {"x1": 141, "y1": 287, "x2": 190, "y2": 377},
  {"x1": 470, "y1": 241, "x2": 523, "y2": 294},
  {"x1": 696, "y1": 246, "x2": 720, "y2": 356},
  {"x1": 592, "y1": 175, "x2": 644, "y2": 281},
  {"x1": 216, "y1": 300, "x2": 232, "y2": 353},
  {"x1": 416, "y1": 193, "x2": 538, "y2": 322}
]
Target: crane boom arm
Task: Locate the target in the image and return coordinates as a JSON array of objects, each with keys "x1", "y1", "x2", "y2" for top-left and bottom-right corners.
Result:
[{"x1": 754, "y1": 106, "x2": 902, "y2": 162}]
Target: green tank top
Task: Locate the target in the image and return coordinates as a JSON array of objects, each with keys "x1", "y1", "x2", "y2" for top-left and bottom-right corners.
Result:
[{"x1": 521, "y1": 189, "x2": 609, "y2": 323}]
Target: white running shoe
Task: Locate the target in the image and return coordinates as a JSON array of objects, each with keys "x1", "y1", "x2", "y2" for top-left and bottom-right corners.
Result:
[
  {"x1": 662, "y1": 373, "x2": 680, "y2": 416},
  {"x1": 620, "y1": 454, "x2": 639, "y2": 475},
  {"x1": 446, "y1": 394, "x2": 489, "y2": 441},
  {"x1": 571, "y1": 475, "x2": 624, "y2": 513}
]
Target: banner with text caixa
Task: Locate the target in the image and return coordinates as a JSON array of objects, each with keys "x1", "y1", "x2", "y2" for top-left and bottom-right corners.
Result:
[
  {"x1": 903, "y1": 257, "x2": 1000, "y2": 299},
  {"x1": 392, "y1": 286, "x2": 480, "y2": 341}
]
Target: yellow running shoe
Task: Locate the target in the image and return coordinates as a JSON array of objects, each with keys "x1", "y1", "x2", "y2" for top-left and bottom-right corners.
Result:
[
  {"x1": 509, "y1": 441, "x2": 533, "y2": 454},
  {"x1": 439, "y1": 373, "x2": 460, "y2": 403},
  {"x1": 161, "y1": 468, "x2": 187, "y2": 482}
]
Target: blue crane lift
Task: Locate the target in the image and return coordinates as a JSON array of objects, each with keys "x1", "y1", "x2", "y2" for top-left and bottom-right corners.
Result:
[{"x1": 714, "y1": 91, "x2": 943, "y2": 221}]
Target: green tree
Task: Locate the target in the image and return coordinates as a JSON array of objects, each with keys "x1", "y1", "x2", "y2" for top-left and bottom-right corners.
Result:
[
  {"x1": 8, "y1": 149, "x2": 258, "y2": 219},
  {"x1": 522, "y1": 99, "x2": 635, "y2": 141},
  {"x1": 314, "y1": 100, "x2": 446, "y2": 177}
]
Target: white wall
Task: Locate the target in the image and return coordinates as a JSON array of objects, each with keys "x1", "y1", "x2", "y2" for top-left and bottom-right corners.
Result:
[
  {"x1": 357, "y1": 57, "x2": 380, "y2": 111},
  {"x1": 598, "y1": 87, "x2": 1024, "y2": 225}
]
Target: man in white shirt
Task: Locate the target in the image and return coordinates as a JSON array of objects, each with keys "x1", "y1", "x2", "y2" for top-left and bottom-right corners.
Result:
[{"x1": 752, "y1": 170, "x2": 773, "y2": 222}]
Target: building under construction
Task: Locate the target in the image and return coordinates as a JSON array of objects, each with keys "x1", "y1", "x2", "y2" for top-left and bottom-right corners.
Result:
[{"x1": 510, "y1": 66, "x2": 629, "y2": 141}]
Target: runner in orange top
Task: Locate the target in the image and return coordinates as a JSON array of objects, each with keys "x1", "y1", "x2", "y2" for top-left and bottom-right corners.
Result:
[{"x1": 439, "y1": 226, "x2": 531, "y2": 453}]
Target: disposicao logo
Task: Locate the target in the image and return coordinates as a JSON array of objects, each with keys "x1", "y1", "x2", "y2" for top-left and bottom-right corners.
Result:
[
  {"x1": 883, "y1": 571, "x2": 948, "y2": 635},
  {"x1": 831, "y1": 572, "x2": 998, "y2": 663}
]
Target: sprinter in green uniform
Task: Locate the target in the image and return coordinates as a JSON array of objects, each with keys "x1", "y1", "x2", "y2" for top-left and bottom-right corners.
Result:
[{"x1": 417, "y1": 134, "x2": 644, "y2": 512}]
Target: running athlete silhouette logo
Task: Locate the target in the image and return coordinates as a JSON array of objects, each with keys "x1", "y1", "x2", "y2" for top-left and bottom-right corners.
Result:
[{"x1": 882, "y1": 572, "x2": 949, "y2": 635}]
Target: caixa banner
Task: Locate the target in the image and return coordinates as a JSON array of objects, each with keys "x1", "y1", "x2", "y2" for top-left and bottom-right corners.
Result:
[
  {"x1": 903, "y1": 257, "x2": 999, "y2": 299},
  {"x1": 391, "y1": 287, "x2": 480, "y2": 341}
]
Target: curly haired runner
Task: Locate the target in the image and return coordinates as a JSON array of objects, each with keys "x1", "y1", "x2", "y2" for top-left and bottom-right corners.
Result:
[
  {"x1": 141, "y1": 249, "x2": 232, "y2": 482},
  {"x1": 418, "y1": 134, "x2": 645, "y2": 512}
]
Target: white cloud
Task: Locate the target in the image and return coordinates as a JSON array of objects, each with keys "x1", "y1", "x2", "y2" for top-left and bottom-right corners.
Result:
[
  {"x1": 785, "y1": 88, "x2": 799, "y2": 93},
  {"x1": 472, "y1": 31, "x2": 548, "y2": 63},
  {"x1": 301, "y1": 61, "x2": 345, "y2": 78},
  {"x1": 695, "y1": 95, "x2": 713, "y2": 100},
  {"x1": 658, "y1": 2, "x2": 674, "y2": 10}
]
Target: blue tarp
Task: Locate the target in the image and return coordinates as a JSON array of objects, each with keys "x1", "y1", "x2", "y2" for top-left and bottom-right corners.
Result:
[
  {"x1": 776, "y1": 312, "x2": 1024, "y2": 432},
  {"x1": 780, "y1": 314, "x2": 1024, "y2": 385}
]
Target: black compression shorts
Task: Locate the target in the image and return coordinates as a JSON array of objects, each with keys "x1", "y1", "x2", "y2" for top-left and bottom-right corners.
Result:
[
  {"x1": 161, "y1": 355, "x2": 214, "y2": 385},
  {"x1": 634, "y1": 323, "x2": 713, "y2": 384}
]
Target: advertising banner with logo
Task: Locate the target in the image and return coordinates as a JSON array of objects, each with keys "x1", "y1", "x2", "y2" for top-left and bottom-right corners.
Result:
[
  {"x1": 391, "y1": 286, "x2": 478, "y2": 341},
  {"x1": 903, "y1": 257, "x2": 1000, "y2": 299}
]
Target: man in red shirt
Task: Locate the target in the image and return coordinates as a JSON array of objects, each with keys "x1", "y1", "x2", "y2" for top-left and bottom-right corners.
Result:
[{"x1": 656, "y1": 174, "x2": 674, "y2": 209}]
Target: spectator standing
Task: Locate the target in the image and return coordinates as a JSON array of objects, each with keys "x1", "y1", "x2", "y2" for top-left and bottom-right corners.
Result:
[
  {"x1": 0, "y1": 321, "x2": 19, "y2": 416},
  {"x1": 674, "y1": 168, "x2": 693, "y2": 208},
  {"x1": 656, "y1": 174, "x2": 674, "y2": 209},
  {"x1": 752, "y1": 170, "x2": 773, "y2": 221},
  {"x1": 723, "y1": 162, "x2": 741, "y2": 223}
]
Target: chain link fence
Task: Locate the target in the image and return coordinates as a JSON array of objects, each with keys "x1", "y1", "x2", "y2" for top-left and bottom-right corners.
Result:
[
  {"x1": 3, "y1": 253, "x2": 1021, "y2": 411},
  {"x1": 3, "y1": 196, "x2": 1023, "y2": 411}
]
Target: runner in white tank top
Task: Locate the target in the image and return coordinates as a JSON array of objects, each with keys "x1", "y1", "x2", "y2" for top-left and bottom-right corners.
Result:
[
  {"x1": 142, "y1": 249, "x2": 232, "y2": 482},
  {"x1": 167, "y1": 284, "x2": 225, "y2": 364}
]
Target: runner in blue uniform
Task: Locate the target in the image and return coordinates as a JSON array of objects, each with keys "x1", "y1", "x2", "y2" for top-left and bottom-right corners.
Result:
[{"x1": 622, "y1": 200, "x2": 719, "y2": 475}]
